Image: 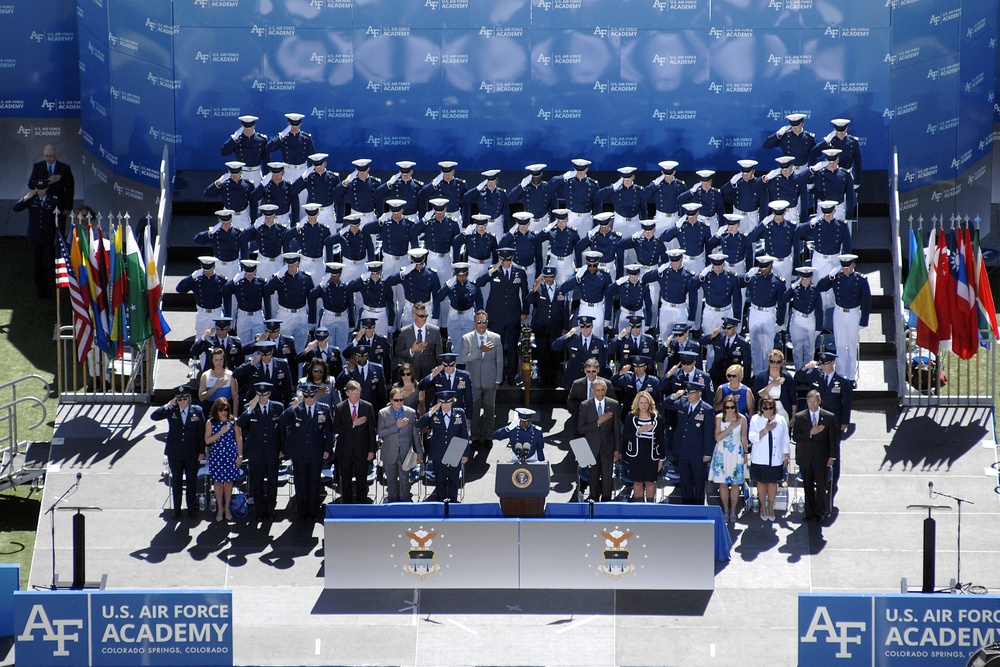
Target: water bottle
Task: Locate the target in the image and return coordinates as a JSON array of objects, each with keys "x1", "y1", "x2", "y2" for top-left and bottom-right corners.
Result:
[
  {"x1": 209, "y1": 495, "x2": 217, "y2": 512},
  {"x1": 198, "y1": 493, "x2": 206, "y2": 511},
  {"x1": 751, "y1": 495, "x2": 760, "y2": 512},
  {"x1": 187, "y1": 357, "x2": 199, "y2": 380},
  {"x1": 161, "y1": 456, "x2": 170, "y2": 480}
]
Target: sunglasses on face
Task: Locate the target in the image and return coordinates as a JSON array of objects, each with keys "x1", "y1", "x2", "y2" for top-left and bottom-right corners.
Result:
[
  {"x1": 401, "y1": 372, "x2": 412, "y2": 376},
  {"x1": 391, "y1": 398, "x2": 404, "y2": 403},
  {"x1": 762, "y1": 406, "x2": 775, "y2": 411},
  {"x1": 584, "y1": 369, "x2": 598, "y2": 374},
  {"x1": 769, "y1": 360, "x2": 782, "y2": 365},
  {"x1": 726, "y1": 374, "x2": 738, "y2": 379},
  {"x1": 444, "y1": 362, "x2": 456, "y2": 367},
  {"x1": 476, "y1": 320, "x2": 487, "y2": 325},
  {"x1": 631, "y1": 324, "x2": 642, "y2": 329},
  {"x1": 581, "y1": 324, "x2": 593, "y2": 329},
  {"x1": 414, "y1": 313, "x2": 427, "y2": 318}
]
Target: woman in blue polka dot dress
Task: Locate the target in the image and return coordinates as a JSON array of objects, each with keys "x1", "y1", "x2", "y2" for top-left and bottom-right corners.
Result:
[{"x1": 204, "y1": 397, "x2": 243, "y2": 521}]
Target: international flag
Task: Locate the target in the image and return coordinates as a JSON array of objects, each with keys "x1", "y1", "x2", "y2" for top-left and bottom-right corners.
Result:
[
  {"x1": 80, "y1": 226, "x2": 110, "y2": 354},
  {"x1": 972, "y1": 224, "x2": 999, "y2": 341},
  {"x1": 901, "y1": 227, "x2": 938, "y2": 351},
  {"x1": 951, "y1": 225, "x2": 978, "y2": 360},
  {"x1": 125, "y1": 223, "x2": 152, "y2": 344},
  {"x1": 930, "y1": 225, "x2": 953, "y2": 351},
  {"x1": 108, "y1": 223, "x2": 127, "y2": 358},
  {"x1": 143, "y1": 225, "x2": 170, "y2": 355},
  {"x1": 55, "y1": 249, "x2": 70, "y2": 289},
  {"x1": 63, "y1": 228, "x2": 94, "y2": 363}
]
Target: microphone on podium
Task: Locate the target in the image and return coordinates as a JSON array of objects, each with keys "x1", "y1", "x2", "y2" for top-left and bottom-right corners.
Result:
[{"x1": 928, "y1": 481, "x2": 934, "y2": 499}]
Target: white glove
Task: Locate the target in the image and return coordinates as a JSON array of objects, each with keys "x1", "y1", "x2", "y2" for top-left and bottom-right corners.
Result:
[
  {"x1": 217, "y1": 172, "x2": 230, "y2": 186},
  {"x1": 401, "y1": 265, "x2": 415, "y2": 277},
  {"x1": 343, "y1": 169, "x2": 358, "y2": 185},
  {"x1": 520, "y1": 175, "x2": 532, "y2": 189},
  {"x1": 652, "y1": 174, "x2": 665, "y2": 186},
  {"x1": 253, "y1": 218, "x2": 265, "y2": 229},
  {"x1": 301, "y1": 166, "x2": 315, "y2": 180},
  {"x1": 231, "y1": 128, "x2": 241, "y2": 141},
  {"x1": 387, "y1": 172, "x2": 401, "y2": 186},
  {"x1": 190, "y1": 268, "x2": 205, "y2": 280},
  {"x1": 824, "y1": 131, "x2": 836, "y2": 143},
  {"x1": 729, "y1": 173, "x2": 740, "y2": 187},
  {"x1": 829, "y1": 267, "x2": 840, "y2": 280},
  {"x1": 811, "y1": 162, "x2": 826, "y2": 173},
  {"x1": 777, "y1": 126, "x2": 789, "y2": 138},
  {"x1": 715, "y1": 226, "x2": 727, "y2": 238},
  {"x1": 575, "y1": 266, "x2": 587, "y2": 280},
  {"x1": 699, "y1": 267, "x2": 711, "y2": 280},
  {"x1": 764, "y1": 168, "x2": 780, "y2": 182},
  {"x1": 854, "y1": 184, "x2": 860, "y2": 190},
  {"x1": 278, "y1": 125, "x2": 292, "y2": 139},
  {"x1": 689, "y1": 184, "x2": 699, "y2": 194},
  {"x1": 506, "y1": 422, "x2": 516, "y2": 432},
  {"x1": 745, "y1": 266, "x2": 759, "y2": 280},
  {"x1": 432, "y1": 173, "x2": 444, "y2": 186},
  {"x1": 562, "y1": 170, "x2": 574, "y2": 180},
  {"x1": 423, "y1": 211, "x2": 435, "y2": 221},
  {"x1": 761, "y1": 215, "x2": 773, "y2": 226},
  {"x1": 209, "y1": 222, "x2": 222, "y2": 234},
  {"x1": 320, "y1": 273, "x2": 331, "y2": 286},
  {"x1": 476, "y1": 179, "x2": 488, "y2": 192},
  {"x1": 463, "y1": 224, "x2": 475, "y2": 236},
  {"x1": 616, "y1": 275, "x2": 629, "y2": 285},
  {"x1": 378, "y1": 212, "x2": 392, "y2": 223},
  {"x1": 612, "y1": 178, "x2": 624, "y2": 191},
  {"x1": 446, "y1": 276, "x2": 457, "y2": 288},
  {"x1": 544, "y1": 221, "x2": 557, "y2": 233}
]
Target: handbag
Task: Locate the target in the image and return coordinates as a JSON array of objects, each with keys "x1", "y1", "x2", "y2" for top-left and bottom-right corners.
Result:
[{"x1": 402, "y1": 447, "x2": 419, "y2": 472}]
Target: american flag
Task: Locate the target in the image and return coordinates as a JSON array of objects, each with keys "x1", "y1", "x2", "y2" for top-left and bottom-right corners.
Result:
[{"x1": 58, "y1": 231, "x2": 94, "y2": 363}]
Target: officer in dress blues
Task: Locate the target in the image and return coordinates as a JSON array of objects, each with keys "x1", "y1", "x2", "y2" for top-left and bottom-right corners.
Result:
[
  {"x1": 221, "y1": 115, "x2": 269, "y2": 186},
  {"x1": 268, "y1": 113, "x2": 316, "y2": 207},
  {"x1": 763, "y1": 113, "x2": 816, "y2": 175},
  {"x1": 375, "y1": 161, "x2": 423, "y2": 220},
  {"x1": 722, "y1": 160, "x2": 769, "y2": 234},
  {"x1": 695, "y1": 253, "x2": 743, "y2": 342},
  {"x1": 812, "y1": 118, "x2": 863, "y2": 194},
  {"x1": 290, "y1": 153, "x2": 341, "y2": 228},
  {"x1": 151, "y1": 386, "x2": 206, "y2": 519},
  {"x1": 236, "y1": 382, "x2": 285, "y2": 520},
  {"x1": 328, "y1": 213, "x2": 375, "y2": 285},
  {"x1": 296, "y1": 326, "x2": 344, "y2": 381},
  {"x1": 418, "y1": 352, "x2": 474, "y2": 411},
  {"x1": 678, "y1": 170, "x2": 724, "y2": 233},
  {"x1": 642, "y1": 160, "x2": 687, "y2": 242},
  {"x1": 508, "y1": 163, "x2": 554, "y2": 233},
  {"x1": 617, "y1": 220, "x2": 668, "y2": 307},
  {"x1": 335, "y1": 344, "x2": 388, "y2": 408},
  {"x1": 347, "y1": 261, "x2": 395, "y2": 338},
  {"x1": 608, "y1": 264, "x2": 653, "y2": 332},
  {"x1": 385, "y1": 248, "x2": 442, "y2": 329},
  {"x1": 413, "y1": 198, "x2": 462, "y2": 295},
  {"x1": 781, "y1": 266, "x2": 823, "y2": 370},
  {"x1": 284, "y1": 203, "x2": 331, "y2": 281},
  {"x1": 437, "y1": 263, "x2": 483, "y2": 359},
  {"x1": 251, "y1": 162, "x2": 298, "y2": 225},
  {"x1": 761, "y1": 156, "x2": 809, "y2": 223},
  {"x1": 235, "y1": 340, "x2": 294, "y2": 406},
  {"x1": 561, "y1": 249, "x2": 614, "y2": 336},
  {"x1": 663, "y1": 380, "x2": 716, "y2": 504},
  {"x1": 657, "y1": 348, "x2": 713, "y2": 402},
  {"x1": 190, "y1": 316, "x2": 245, "y2": 374},
  {"x1": 416, "y1": 391, "x2": 470, "y2": 502},
  {"x1": 279, "y1": 383, "x2": 334, "y2": 520},
  {"x1": 553, "y1": 315, "x2": 609, "y2": 389},
  {"x1": 344, "y1": 318, "x2": 392, "y2": 372},
  {"x1": 598, "y1": 166, "x2": 645, "y2": 255},
  {"x1": 499, "y1": 212, "x2": 544, "y2": 285},
  {"x1": 13, "y1": 180, "x2": 60, "y2": 300},
  {"x1": 743, "y1": 255, "x2": 788, "y2": 375},
  {"x1": 796, "y1": 200, "x2": 853, "y2": 322},
  {"x1": 704, "y1": 317, "x2": 752, "y2": 388},
  {"x1": 419, "y1": 161, "x2": 466, "y2": 223},
  {"x1": 240, "y1": 204, "x2": 287, "y2": 284},
  {"x1": 747, "y1": 200, "x2": 797, "y2": 284},
  {"x1": 548, "y1": 158, "x2": 600, "y2": 230},
  {"x1": 476, "y1": 247, "x2": 529, "y2": 385},
  {"x1": 454, "y1": 214, "x2": 499, "y2": 287},
  {"x1": 194, "y1": 209, "x2": 244, "y2": 282},
  {"x1": 577, "y1": 211, "x2": 624, "y2": 280},
  {"x1": 656, "y1": 322, "x2": 704, "y2": 375},
  {"x1": 609, "y1": 315, "x2": 656, "y2": 368},
  {"x1": 540, "y1": 208, "x2": 581, "y2": 285},
  {"x1": 794, "y1": 351, "x2": 853, "y2": 434},
  {"x1": 337, "y1": 158, "x2": 381, "y2": 226},
  {"x1": 177, "y1": 256, "x2": 229, "y2": 337},
  {"x1": 308, "y1": 262, "x2": 354, "y2": 349},
  {"x1": 264, "y1": 252, "x2": 315, "y2": 351},
  {"x1": 662, "y1": 202, "x2": 713, "y2": 276},
  {"x1": 205, "y1": 161, "x2": 255, "y2": 229},
  {"x1": 708, "y1": 214, "x2": 754, "y2": 278},
  {"x1": 613, "y1": 355, "x2": 659, "y2": 409},
  {"x1": 222, "y1": 259, "x2": 271, "y2": 343},
  {"x1": 643, "y1": 248, "x2": 698, "y2": 344},
  {"x1": 809, "y1": 148, "x2": 857, "y2": 221},
  {"x1": 493, "y1": 408, "x2": 545, "y2": 463},
  {"x1": 462, "y1": 169, "x2": 510, "y2": 239},
  {"x1": 527, "y1": 266, "x2": 571, "y2": 387},
  {"x1": 815, "y1": 254, "x2": 870, "y2": 383}
]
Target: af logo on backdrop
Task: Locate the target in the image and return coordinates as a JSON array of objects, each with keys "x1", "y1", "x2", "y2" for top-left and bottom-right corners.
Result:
[{"x1": 799, "y1": 594, "x2": 872, "y2": 665}]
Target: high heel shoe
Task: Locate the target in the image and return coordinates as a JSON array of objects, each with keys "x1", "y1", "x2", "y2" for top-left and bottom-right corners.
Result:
[
  {"x1": 225, "y1": 510, "x2": 233, "y2": 521},
  {"x1": 215, "y1": 512, "x2": 223, "y2": 522}
]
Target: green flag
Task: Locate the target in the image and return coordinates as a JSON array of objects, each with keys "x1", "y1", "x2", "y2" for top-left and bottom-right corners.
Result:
[{"x1": 124, "y1": 223, "x2": 152, "y2": 344}]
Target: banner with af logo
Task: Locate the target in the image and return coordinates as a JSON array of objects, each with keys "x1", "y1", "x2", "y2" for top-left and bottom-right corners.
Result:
[
  {"x1": 799, "y1": 593, "x2": 1000, "y2": 667},
  {"x1": 14, "y1": 590, "x2": 233, "y2": 667}
]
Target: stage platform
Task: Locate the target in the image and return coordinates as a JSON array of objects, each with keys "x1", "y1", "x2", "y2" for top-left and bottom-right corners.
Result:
[{"x1": 9, "y1": 402, "x2": 1000, "y2": 666}]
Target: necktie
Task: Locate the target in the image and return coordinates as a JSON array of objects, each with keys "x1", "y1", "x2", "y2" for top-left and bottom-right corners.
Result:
[
  {"x1": 264, "y1": 364, "x2": 271, "y2": 381},
  {"x1": 587, "y1": 382, "x2": 593, "y2": 399},
  {"x1": 827, "y1": 374, "x2": 833, "y2": 388},
  {"x1": 597, "y1": 401, "x2": 603, "y2": 417},
  {"x1": 583, "y1": 337, "x2": 589, "y2": 350},
  {"x1": 812, "y1": 411, "x2": 818, "y2": 427},
  {"x1": 417, "y1": 328, "x2": 423, "y2": 345},
  {"x1": 351, "y1": 404, "x2": 357, "y2": 421},
  {"x1": 307, "y1": 406, "x2": 313, "y2": 420},
  {"x1": 49, "y1": 163, "x2": 54, "y2": 176},
  {"x1": 480, "y1": 335, "x2": 486, "y2": 359},
  {"x1": 444, "y1": 414, "x2": 450, "y2": 430},
  {"x1": 181, "y1": 409, "x2": 187, "y2": 424},
  {"x1": 548, "y1": 286, "x2": 554, "y2": 300}
]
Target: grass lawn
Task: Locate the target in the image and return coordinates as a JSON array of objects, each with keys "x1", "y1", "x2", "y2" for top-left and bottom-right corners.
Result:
[{"x1": 0, "y1": 485, "x2": 42, "y2": 589}]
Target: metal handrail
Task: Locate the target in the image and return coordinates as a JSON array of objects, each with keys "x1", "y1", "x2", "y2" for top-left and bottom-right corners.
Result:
[
  {"x1": 890, "y1": 148, "x2": 907, "y2": 404},
  {"x1": 0, "y1": 374, "x2": 50, "y2": 395}
]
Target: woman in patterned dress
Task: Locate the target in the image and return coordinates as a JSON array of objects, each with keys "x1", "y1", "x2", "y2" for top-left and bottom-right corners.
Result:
[
  {"x1": 709, "y1": 395, "x2": 747, "y2": 523},
  {"x1": 204, "y1": 397, "x2": 243, "y2": 521}
]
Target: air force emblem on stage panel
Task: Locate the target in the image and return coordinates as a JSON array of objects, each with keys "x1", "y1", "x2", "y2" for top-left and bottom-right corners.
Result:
[
  {"x1": 402, "y1": 529, "x2": 440, "y2": 579},
  {"x1": 599, "y1": 529, "x2": 636, "y2": 579}
]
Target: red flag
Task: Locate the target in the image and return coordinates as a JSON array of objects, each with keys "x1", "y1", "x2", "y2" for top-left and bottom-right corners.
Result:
[
  {"x1": 973, "y1": 225, "x2": 1000, "y2": 341},
  {"x1": 64, "y1": 228, "x2": 94, "y2": 363},
  {"x1": 951, "y1": 226, "x2": 978, "y2": 360},
  {"x1": 931, "y1": 227, "x2": 953, "y2": 350}
]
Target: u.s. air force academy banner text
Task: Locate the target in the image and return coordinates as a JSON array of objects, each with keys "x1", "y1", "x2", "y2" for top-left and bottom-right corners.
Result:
[{"x1": 14, "y1": 590, "x2": 233, "y2": 667}]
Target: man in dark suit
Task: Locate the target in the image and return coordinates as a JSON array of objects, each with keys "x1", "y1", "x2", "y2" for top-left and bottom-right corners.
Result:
[
  {"x1": 235, "y1": 382, "x2": 284, "y2": 520},
  {"x1": 553, "y1": 315, "x2": 609, "y2": 389},
  {"x1": 566, "y1": 359, "x2": 612, "y2": 438},
  {"x1": 577, "y1": 378, "x2": 621, "y2": 501},
  {"x1": 526, "y1": 266, "x2": 571, "y2": 386},
  {"x1": 150, "y1": 386, "x2": 206, "y2": 520},
  {"x1": 12, "y1": 180, "x2": 61, "y2": 300},
  {"x1": 394, "y1": 302, "x2": 443, "y2": 380},
  {"x1": 335, "y1": 345, "x2": 388, "y2": 408},
  {"x1": 663, "y1": 381, "x2": 716, "y2": 504},
  {"x1": 475, "y1": 247, "x2": 530, "y2": 385},
  {"x1": 28, "y1": 145, "x2": 74, "y2": 236},
  {"x1": 416, "y1": 391, "x2": 470, "y2": 502},
  {"x1": 332, "y1": 380, "x2": 378, "y2": 504},
  {"x1": 234, "y1": 341, "x2": 293, "y2": 406},
  {"x1": 418, "y1": 352, "x2": 474, "y2": 411},
  {"x1": 792, "y1": 389, "x2": 840, "y2": 522},
  {"x1": 280, "y1": 384, "x2": 334, "y2": 520}
]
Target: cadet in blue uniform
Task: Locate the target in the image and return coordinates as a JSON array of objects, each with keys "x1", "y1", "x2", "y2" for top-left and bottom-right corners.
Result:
[
  {"x1": 335, "y1": 345, "x2": 388, "y2": 408},
  {"x1": 761, "y1": 156, "x2": 809, "y2": 223},
  {"x1": 455, "y1": 214, "x2": 499, "y2": 287},
  {"x1": 743, "y1": 255, "x2": 788, "y2": 375},
  {"x1": 236, "y1": 382, "x2": 285, "y2": 520},
  {"x1": 608, "y1": 315, "x2": 656, "y2": 367},
  {"x1": 662, "y1": 202, "x2": 713, "y2": 276},
  {"x1": 547, "y1": 158, "x2": 600, "y2": 230},
  {"x1": 348, "y1": 261, "x2": 395, "y2": 337},
  {"x1": 220, "y1": 115, "x2": 269, "y2": 186},
  {"x1": 308, "y1": 262, "x2": 353, "y2": 349},
  {"x1": 476, "y1": 248, "x2": 529, "y2": 385},
  {"x1": 190, "y1": 317, "x2": 245, "y2": 375},
  {"x1": 385, "y1": 249, "x2": 442, "y2": 329},
  {"x1": 617, "y1": 220, "x2": 668, "y2": 308},
  {"x1": 194, "y1": 210, "x2": 244, "y2": 282},
  {"x1": 234, "y1": 340, "x2": 294, "y2": 407},
  {"x1": 344, "y1": 318, "x2": 392, "y2": 372},
  {"x1": 151, "y1": 386, "x2": 206, "y2": 519},
  {"x1": 290, "y1": 153, "x2": 341, "y2": 228},
  {"x1": 598, "y1": 166, "x2": 645, "y2": 248},
  {"x1": 539, "y1": 209, "x2": 581, "y2": 285},
  {"x1": 508, "y1": 163, "x2": 555, "y2": 232},
  {"x1": 205, "y1": 162, "x2": 255, "y2": 228},
  {"x1": 413, "y1": 198, "x2": 462, "y2": 291},
  {"x1": 416, "y1": 391, "x2": 470, "y2": 501},
  {"x1": 296, "y1": 326, "x2": 344, "y2": 382},
  {"x1": 809, "y1": 148, "x2": 857, "y2": 221},
  {"x1": 613, "y1": 356, "x2": 659, "y2": 409},
  {"x1": 13, "y1": 180, "x2": 60, "y2": 300},
  {"x1": 577, "y1": 212, "x2": 624, "y2": 279},
  {"x1": 280, "y1": 383, "x2": 334, "y2": 519},
  {"x1": 337, "y1": 158, "x2": 381, "y2": 226},
  {"x1": 240, "y1": 204, "x2": 287, "y2": 282},
  {"x1": 328, "y1": 213, "x2": 375, "y2": 285},
  {"x1": 263, "y1": 253, "x2": 315, "y2": 351},
  {"x1": 815, "y1": 254, "x2": 870, "y2": 382},
  {"x1": 267, "y1": 113, "x2": 316, "y2": 205},
  {"x1": 695, "y1": 253, "x2": 743, "y2": 338},
  {"x1": 708, "y1": 214, "x2": 754, "y2": 277},
  {"x1": 643, "y1": 248, "x2": 698, "y2": 343},
  {"x1": 251, "y1": 162, "x2": 298, "y2": 225},
  {"x1": 722, "y1": 160, "x2": 769, "y2": 234},
  {"x1": 419, "y1": 161, "x2": 466, "y2": 223},
  {"x1": 747, "y1": 200, "x2": 797, "y2": 284},
  {"x1": 662, "y1": 381, "x2": 716, "y2": 504},
  {"x1": 656, "y1": 323, "x2": 703, "y2": 376},
  {"x1": 462, "y1": 169, "x2": 510, "y2": 239},
  {"x1": 608, "y1": 265, "x2": 653, "y2": 331},
  {"x1": 552, "y1": 315, "x2": 608, "y2": 389},
  {"x1": 642, "y1": 160, "x2": 686, "y2": 241},
  {"x1": 222, "y1": 259, "x2": 270, "y2": 343},
  {"x1": 494, "y1": 407, "x2": 545, "y2": 462},
  {"x1": 177, "y1": 256, "x2": 229, "y2": 337},
  {"x1": 678, "y1": 170, "x2": 724, "y2": 232},
  {"x1": 527, "y1": 266, "x2": 571, "y2": 386},
  {"x1": 781, "y1": 266, "x2": 823, "y2": 370},
  {"x1": 437, "y1": 263, "x2": 483, "y2": 358},
  {"x1": 704, "y1": 317, "x2": 752, "y2": 388},
  {"x1": 560, "y1": 250, "x2": 614, "y2": 336},
  {"x1": 256, "y1": 319, "x2": 299, "y2": 385},
  {"x1": 796, "y1": 200, "x2": 853, "y2": 320},
  {"x1": 375, "y1": 161, "x2": 423, "y2": 219},
  {"x1": 499, "y1": 212, "x2": 544, "y2": 284},
  {"x1": 418, "y1": 352, "x2": 473, "y2": 411},
  {"x1": 366, "y1": 198, "x2": 415, "y2": 328},
  {"x1": 812, "y1": 118, "x2": 863, "y2": 194},
  {"x1": 284, "y1": 203, "x2": 330, "y2": 280},
  {"x1": 762, "y1": 113, "x2": 816, "y2": 174}
]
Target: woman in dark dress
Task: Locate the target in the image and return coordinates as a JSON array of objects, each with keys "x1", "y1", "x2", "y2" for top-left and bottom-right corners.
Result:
[
  {"x1": 621, "y1": 390, "x2": 666, "y2": 502},
  {"x1": 205, "y1": 397, "x2": 243, "y2": 522}
]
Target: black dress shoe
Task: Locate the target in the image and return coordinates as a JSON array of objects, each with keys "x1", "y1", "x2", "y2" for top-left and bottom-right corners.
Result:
[
  {"x1": 484, "y1": 439, "x2": 493, "y2": 449},
  {"x1": 187, "y1": 509, "x2": 198, "y2": 519},
  {"x1": 170, "y1": 510, "x2": 181, "y2": 520}
]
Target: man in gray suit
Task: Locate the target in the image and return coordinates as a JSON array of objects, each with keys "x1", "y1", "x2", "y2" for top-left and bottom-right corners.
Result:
[
  {"x1": 577, "y1": 378, "x2": 621, "y2": 502},
  {"x1": 461, "y1": 310, "x2": 503, "y2": 449},
  {"x1": 394, "y1": 301, "x2": 443, "y2": 380},
  {"x1": 377, "y1": 387, "x2": 423, "y2": 502}
]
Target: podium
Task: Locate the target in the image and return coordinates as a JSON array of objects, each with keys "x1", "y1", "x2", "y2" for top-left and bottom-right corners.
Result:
[{"x1": 495, "y1": 462, "x2": 550, "y2": 518}]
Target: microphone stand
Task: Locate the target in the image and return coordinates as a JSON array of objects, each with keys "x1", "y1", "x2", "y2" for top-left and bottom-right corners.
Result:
[
  {"x1": 930, "y1": 486, "x2": 974, "y2": 592},
  {"x1": 45, "y1": 473, "x2": 81, "y2": 590}
]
